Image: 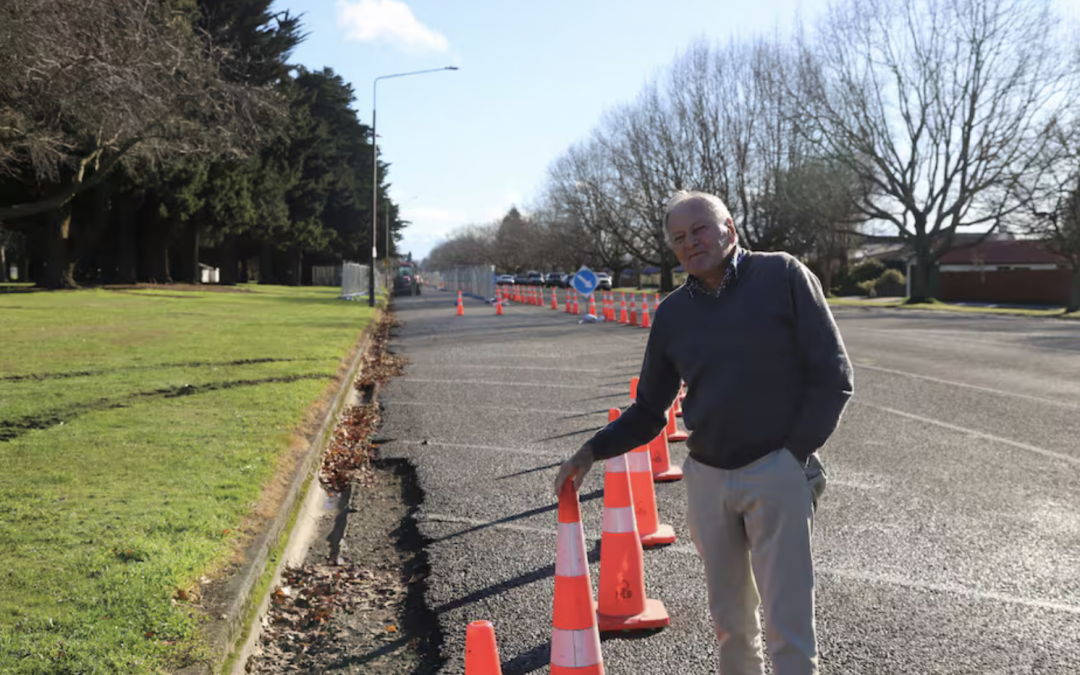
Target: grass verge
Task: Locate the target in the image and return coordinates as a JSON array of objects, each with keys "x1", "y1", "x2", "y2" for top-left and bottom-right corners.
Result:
[
  {"x1": 0, "y1": 285, "x2": 376, "y2": 674},
  {"x1": 828, "y1": 296, "x2": 1078, "y2": 318}
]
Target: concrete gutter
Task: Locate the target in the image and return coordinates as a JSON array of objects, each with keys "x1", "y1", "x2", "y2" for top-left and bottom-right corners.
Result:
[{"x1": 175, "y1": 311, "x2": 380, "y2": 675}]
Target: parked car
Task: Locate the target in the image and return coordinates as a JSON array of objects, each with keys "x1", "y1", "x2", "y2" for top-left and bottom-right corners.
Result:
[
  {"x1": 525, "y1": 270, "x2": 545, "y2": 286},
  {"x1": 514, "y1": 274, "x2": 529, "y2": 285},
  {"x1": 596, "y1": 273, "x2": 612, "y2": 291},
  {"x1": 496, "y1": 274, "x2": 515, "y2": 285},
  {"x1": 545, "y1": 272, "x2": 565, "y2": 288}
]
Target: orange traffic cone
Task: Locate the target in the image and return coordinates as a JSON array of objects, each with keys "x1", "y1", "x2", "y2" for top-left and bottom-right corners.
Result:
[
  {"x1": 665, "y1": 405, "x2": 688, "y2": 442},
  {"x1": 496, "y1": 296, "x2": 503, "y2": 316},
  {"x1": 552, "y1": 290, "x2": 558, "y2": 310},
  {"x1": 648, "y1": 430, "x2": 683, "y2": 482},
  {"x1": 595, "y1": 454, "x2": 670, "y2": 632},
  {"x1": 552, "y1": 483, "x2": 605, "y2": 675},
  {"x1": 573, "y1": 294, "x2": 580, "y2": 315},
  {"x1": 629, "y1": 296, "x2": 637, "y2": 326},
  {"x1": 457, "y1": 291, "x2": 465, "y2": 316},
  {"x1": 673, "y1": 391, "x2": 682, "y2": 416},
  {"x1": 619, "y1": 295, "x2": 628, "y2": 324},
  {"x1": 640, "y1": 301, "x2": 651, "y2": 329},
  {"x1": 608, "y1": 409, "x2": 675, "y2": 548},
  {"x1": 588, "y1": 294, "x2": 597, "y2": 317},
  {"x1": 629, "y1": 376, "x2": 638, "y2": 402},
  {"x1": 654, "y1": 293, "x2": 660, "y2": 313},
  {"x1": 466, "y1": 620, "x2": 503, "y2": 675},
  {"x1": 565, "y1": 289, "x2": 572, "y2": 313}
]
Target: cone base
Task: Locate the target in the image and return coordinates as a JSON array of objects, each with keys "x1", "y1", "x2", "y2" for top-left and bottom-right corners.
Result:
[
  {"x1": 640, "y1": 524, "x2": 676, "y2": 548},
  {"x1": 595, "y1": 598, "x2": 670, "y2": 633},
  {"x1": 653, "y1": 466, "x2": 684, "y2": 483},
  {"x1": 667, "y1": 431, "x2": 688, "y2": 442}
]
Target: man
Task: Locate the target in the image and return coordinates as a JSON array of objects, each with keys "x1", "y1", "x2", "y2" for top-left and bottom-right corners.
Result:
[{"x1": 553, "y1": 191, "x2": 853, "y2": 675}]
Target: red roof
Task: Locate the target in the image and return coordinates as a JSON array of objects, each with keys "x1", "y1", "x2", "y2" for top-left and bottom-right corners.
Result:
[{"x1": 937, "y1": 240, "x2": 1066, "y2": 265}]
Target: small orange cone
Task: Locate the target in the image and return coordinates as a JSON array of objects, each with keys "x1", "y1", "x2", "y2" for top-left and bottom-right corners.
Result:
[
  {"x1": 619, "y1": 295, "x2": 628, "y2": 324},
  {"x1": 588, "y1": 294, "x2": 597, "y2": 317},
  {"x1": 551, "y1": 483, "x2": 605, "y2": 675},
  {"x1": 629, "y1": 296, "x2": 637, "y2": 326},
  {"x1": 595, "y1": 453, "x2": 670, "y2": 632},
  {"x1": 629, "y1": 376, "x2": 638, "y2": 402},
  {"x1": 608, "y1": 409, "x2": 675, "y2": 548},
  {"x1": 457, "y1": 291, "x2": 465, "y2": 316},
  {"x1": 552, "y1": 290, "x2": 558, "y2": 310},
  {"x1": 565, "y1": 289, "x2": 572, "y2": 313},
  {"x1": 665, "y1": 405, "x2": 688, "y2": 442},
  {"x1": 496, "y1": 295, "x2": 503, "y2": 316},
  {"x1": 648, "y1": 430, "x2": 684, "y2": 482},
  {"x1": 466, "y1": 620, "x2": 503, "y2": 675},
  {"x1": 573, "y1": 294, "x2": 580, "y2": 315},
  {"x1": 640, "y1": 301, "x2": 650, "y2": 329},
  {"x1": 673, "y1": 392, "x2": 682, "y2": 416}
]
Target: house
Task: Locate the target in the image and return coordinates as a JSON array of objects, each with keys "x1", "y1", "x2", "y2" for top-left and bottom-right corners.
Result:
[
  {"x1": 638, "y1": 265, "x2": 688, "y2": 288},
  {"x1": 933, "y1": 239, "x2": 1071, "y2": 305}
]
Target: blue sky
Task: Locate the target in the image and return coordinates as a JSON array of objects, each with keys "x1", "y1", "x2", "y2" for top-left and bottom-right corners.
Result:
[{"x1": 279, "y1": 0, "x2": 1080, "y2": 261}]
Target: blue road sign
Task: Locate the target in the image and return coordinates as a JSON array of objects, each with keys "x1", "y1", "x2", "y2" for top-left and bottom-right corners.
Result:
[{"x1": 571, "y1": 266, "x2": 599, "y2": 296}]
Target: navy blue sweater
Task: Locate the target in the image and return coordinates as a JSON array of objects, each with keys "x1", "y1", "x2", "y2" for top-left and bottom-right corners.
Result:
[{"x1": 589, "y1": 250, "x2": 854, "y2": 469}]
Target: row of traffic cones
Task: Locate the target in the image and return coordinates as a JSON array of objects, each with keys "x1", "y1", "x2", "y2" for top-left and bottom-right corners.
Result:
[
  {"x1": 465, "y1": 377, "x2": 691, "y2": 674},
  {"x1": 465, "y1": 468, "x2": 669, "y2": 674}
]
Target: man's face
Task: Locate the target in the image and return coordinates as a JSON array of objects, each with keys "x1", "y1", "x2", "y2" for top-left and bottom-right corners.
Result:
[{"x1": 667, "y1": 199, "x2": 735, "y2": 277}]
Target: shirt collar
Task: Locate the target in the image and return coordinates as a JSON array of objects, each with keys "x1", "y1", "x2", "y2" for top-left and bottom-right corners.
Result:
[{"x1": 685, "y1": 246, "x2": 746, "y2": 299}]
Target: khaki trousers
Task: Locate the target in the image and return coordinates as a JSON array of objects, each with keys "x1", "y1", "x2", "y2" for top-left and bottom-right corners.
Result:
[{"x1": 684, "y1": 450, "x2": 819, "y2": 675}]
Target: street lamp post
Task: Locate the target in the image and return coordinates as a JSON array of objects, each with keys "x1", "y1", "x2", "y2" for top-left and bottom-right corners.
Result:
[{"x1": 370, "y1": 66, "x2": 458, "y2": 306}]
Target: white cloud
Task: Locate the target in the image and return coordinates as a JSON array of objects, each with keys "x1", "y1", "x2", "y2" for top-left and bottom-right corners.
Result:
[{"x1": 335, "y1": 0, "x2": 449, "y2": 53}]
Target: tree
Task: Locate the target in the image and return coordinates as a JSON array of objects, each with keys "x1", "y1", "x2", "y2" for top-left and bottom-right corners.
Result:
[
  {"x1": 800, "y1": 0, "x2": 1078, "y2": 301},
  {"x1": 770, "y1": 160, "x2": 866, "y2": 292},
  {"x1": 0, "y1": 0, "x2": 278, "y2": 286}
]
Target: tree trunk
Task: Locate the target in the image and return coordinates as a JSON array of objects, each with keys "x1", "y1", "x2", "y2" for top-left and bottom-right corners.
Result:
[
  {"x1": 659, "y1": 253, "x2": 674, "y2": 293},
  {"x1": 908, "y1": 253, "x2": 935, "y2": 303},
  {"x1": 0, "y1": 244, "x2": 7, "y2": 282},
  {"x1": 288, "y1": 248, "x2": 302, "y2": 286},
  {"x1": 115, "y1": 195, "x2": 138, "y2": 284},
  {"x1": 41, "y1": 207, "x2": 77, "y2": 289},
  {"x1": 219, "y1": 234, "x2": 238, "y2": 285},
  {"x1": 182, "y1": 223, "x2": 201, "y2": 284},
  {"x1": 259, "y1": 243, "x2": 274, "y2": 285},
  {"x1": 1068, "y1": 267, "x2": 1080, "y2": 314},
  {"x1": 142, "y1": 217, "x2": 172, "y2": 283}
]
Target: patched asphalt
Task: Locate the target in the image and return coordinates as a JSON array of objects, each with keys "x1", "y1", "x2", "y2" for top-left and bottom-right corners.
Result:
[{"x1": 373, "y1": 292, "x2": 1080, "y2": 674}]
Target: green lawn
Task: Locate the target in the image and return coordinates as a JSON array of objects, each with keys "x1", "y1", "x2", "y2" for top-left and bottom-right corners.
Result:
[{"x1": 0, "y1": 285, "x2": 375, "y2": 674}]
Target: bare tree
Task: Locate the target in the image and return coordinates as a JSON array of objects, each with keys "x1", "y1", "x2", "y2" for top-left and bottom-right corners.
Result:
[
  {"x1": 544, "y1": 142, "x2": 633, "y2": 280},
  {"x1": 800, "y1": 0, "x2": 1077, "y2": 301},
  {"x1": 425, "y1": 224, "x2": 495, "y2": 269}
]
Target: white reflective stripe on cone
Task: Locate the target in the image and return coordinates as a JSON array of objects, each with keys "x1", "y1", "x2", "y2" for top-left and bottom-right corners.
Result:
[
  {"x1": 606, "y1": 455, "x2": 629, "y2": 474},
  {"x1": 627, "y1": 451, "x2": 651, "y2": 473},
  {"x1": 550, "y1": 627, "x2": 602, "y2": 668},
  {"x1": 603, "y1": 506, "x2": 636, "y2": 534},
  {"x1": 555, "y1": 523, "x2": 588, "y2": 577}
]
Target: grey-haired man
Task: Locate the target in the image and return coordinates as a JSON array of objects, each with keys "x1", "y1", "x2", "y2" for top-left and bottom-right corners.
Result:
[{"x1": 554, "y1": 191, "x2": 853, "y2": 675}]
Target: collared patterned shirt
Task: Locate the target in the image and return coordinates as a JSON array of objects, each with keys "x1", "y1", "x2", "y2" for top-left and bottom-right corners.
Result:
[{"x1": 685, "y1": 246, "x2": 746, "y2": 298}]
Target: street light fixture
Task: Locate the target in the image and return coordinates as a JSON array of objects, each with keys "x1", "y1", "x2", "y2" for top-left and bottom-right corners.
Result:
[{"x1": 369, "y1": 66, "x2": 458, "y2": 306}]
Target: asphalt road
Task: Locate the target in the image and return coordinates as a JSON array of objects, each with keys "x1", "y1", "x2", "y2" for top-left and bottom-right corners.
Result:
[{"x1": 375, "y1": 291, "x2": 1080, "y2": 674}]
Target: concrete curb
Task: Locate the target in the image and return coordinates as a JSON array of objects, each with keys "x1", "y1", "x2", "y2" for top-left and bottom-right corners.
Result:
[{"x1": 175, "y1": 312, "x2": 380, "y2": 675}]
